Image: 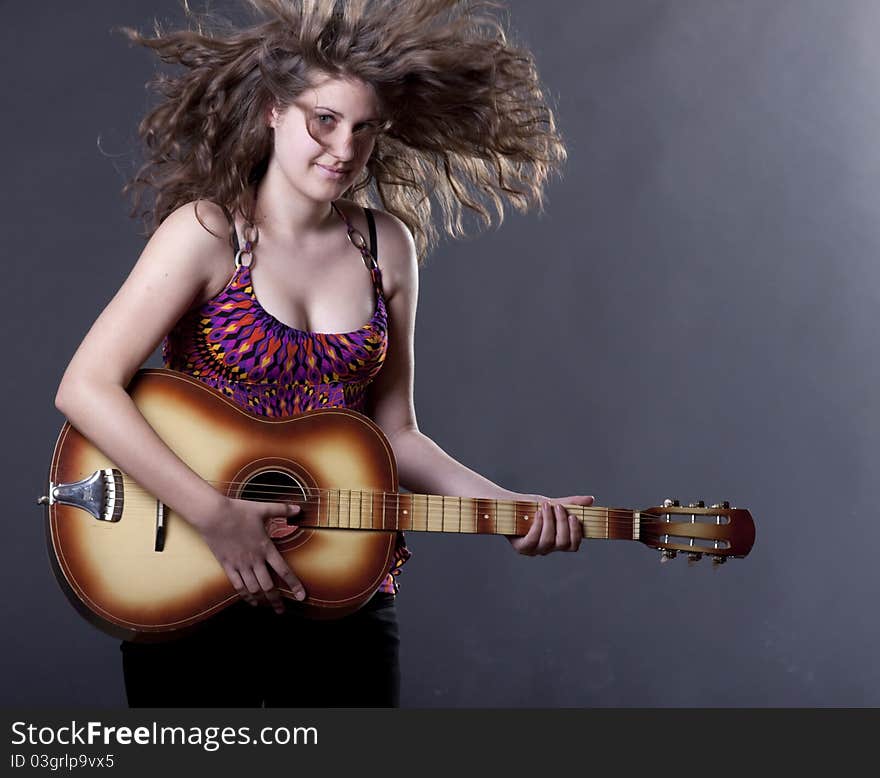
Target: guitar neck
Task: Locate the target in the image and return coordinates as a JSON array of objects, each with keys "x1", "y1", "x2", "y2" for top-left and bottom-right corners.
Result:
[{"x1": 296, "y1": 491, "x2": 641, "y2": 541}]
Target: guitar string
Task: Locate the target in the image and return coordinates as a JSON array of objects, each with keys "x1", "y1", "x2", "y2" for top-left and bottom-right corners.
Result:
[
  {"x1": 114, "y1": 483, "x2": 655, "y2": 516},
  {"x1": 115, "y1": 477, "x2": 726, "y2": 516},
  {"x1": 115, "y1": 478, "x2": 720, "y2": 520},
  {"x1": 111, "y1": 482, "x2": 717, "y2": 530},
  {"x1": 88, "y1": 491, "x2": 704, "y2": 535},
  {"x1": 93, "y1": 496, "x2": 654, "y2": 527},
  {"x1": 107, "y1": 499, "x2": 651, "y2": 531},
  {"x1": 67, "y1": 504, "x2": 679, "y2": 537},
  {"x1": 52, "y1": 493, "x2": 721, "y2": 543}
]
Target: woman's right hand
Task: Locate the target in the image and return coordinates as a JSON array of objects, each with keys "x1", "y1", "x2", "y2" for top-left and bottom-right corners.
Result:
[{"x1": 195, "y1": 496, "x2": 306, "y2": 614}]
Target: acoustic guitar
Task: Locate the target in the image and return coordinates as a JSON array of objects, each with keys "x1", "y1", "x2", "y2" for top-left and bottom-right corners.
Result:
[{"x1": 39, "y1": 368, "x2": 755, "y2": 642}]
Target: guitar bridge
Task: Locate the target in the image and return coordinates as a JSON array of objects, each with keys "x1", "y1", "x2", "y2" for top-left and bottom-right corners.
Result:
[{"x1": 47, "y1": 469, "x2": 124, "y2": 523}]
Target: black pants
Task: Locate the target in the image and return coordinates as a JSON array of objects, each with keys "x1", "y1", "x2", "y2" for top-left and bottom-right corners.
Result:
[{"x1": 120, "y1": 592, "x2": 400, "y2": 707}]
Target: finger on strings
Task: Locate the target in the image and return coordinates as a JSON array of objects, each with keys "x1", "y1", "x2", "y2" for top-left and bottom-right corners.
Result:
[
  {"x1": 265, "y1": 545, "x2": 307, "y2": 601},
  {"x1": 568, "y1": 513, "x2": 582, "y2": 551},
  {"x1": 553, "y1": 503, "x2": 571, "y2": 550},
  {"x1": 263, "y1": 501, "x2": 301, "y2": 539},
  {"x1": 537, "y1": 502, "x2": 556, "y2": 555},
  {"x1": 526, "y1": 503, "x2": 547, "y2": 554}
]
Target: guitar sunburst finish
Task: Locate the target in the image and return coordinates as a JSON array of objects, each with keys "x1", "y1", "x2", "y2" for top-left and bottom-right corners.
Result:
[
  {"x1": 43, "y1": 368, "x2": 756, "y2": 643},
  {"x1": 48, "y1": 369, "x2": 397, "y2": 642}
]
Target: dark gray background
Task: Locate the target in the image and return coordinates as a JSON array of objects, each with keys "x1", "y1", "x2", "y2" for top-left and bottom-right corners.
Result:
[{"x1": 4, "y1": 0, "x2": 877, "y2": 707}]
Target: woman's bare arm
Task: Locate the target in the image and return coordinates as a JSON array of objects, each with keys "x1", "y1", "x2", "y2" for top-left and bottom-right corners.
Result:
[
  {"x1": 365, "y1": 211, "x2": 592, "y2": 554},
  {"x1": 55, "y1": 201, "x2": 306, "y2": 609}
]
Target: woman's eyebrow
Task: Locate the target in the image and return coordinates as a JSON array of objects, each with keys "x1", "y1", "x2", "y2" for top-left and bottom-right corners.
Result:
[{"x1": 315, "y1": 105, "x2": 381, "y2": 122}]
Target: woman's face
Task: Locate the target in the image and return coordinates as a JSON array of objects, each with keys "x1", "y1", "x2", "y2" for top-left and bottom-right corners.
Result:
[{"x1": 268, "y1": 74, "x2": 384, "y2": 199}]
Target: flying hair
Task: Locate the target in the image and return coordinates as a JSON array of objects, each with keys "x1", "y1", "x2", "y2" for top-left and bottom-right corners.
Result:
[{"x1": 120, "y1": 0, "x2": 568, "y2": 264}]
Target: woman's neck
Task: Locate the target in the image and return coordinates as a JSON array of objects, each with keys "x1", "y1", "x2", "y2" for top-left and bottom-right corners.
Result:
[{"x1": 251, "y1": 164, "x2": 339, "y2": 242}]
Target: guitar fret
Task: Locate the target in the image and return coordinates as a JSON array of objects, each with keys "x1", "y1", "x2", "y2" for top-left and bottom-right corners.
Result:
[
  {"x1": 302, "y1": 492, "x2": 650, "y2": 539},
  {"x1": 435, "y1": 497, "x2": 441, "y2": 533}
]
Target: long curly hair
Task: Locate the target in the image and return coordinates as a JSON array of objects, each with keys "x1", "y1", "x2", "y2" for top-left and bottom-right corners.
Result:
[{"x1": 121, "y1": 0, "x2": 567, "y2": 264}]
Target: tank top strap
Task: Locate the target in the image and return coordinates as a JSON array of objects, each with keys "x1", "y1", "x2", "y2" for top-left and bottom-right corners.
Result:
[
  {"x1": 220, "y1": 205, "x2": 257, "y2": 271},
  {"x1": 220, "y1": 205, "x2": 240, "y2": 254},
  {"x1": 330, "y1": 201, "x2": 385, "y2": 298},
  {"x1": 362, "y1": 207, "x2": 385, "y2": 298},
  {"x1": 365, "y1": 206, "x2": 378, "y2": 262}
]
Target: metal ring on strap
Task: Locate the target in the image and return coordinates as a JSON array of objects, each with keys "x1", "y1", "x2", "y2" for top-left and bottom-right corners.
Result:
[
  {"x1": 233, "y1": 248, "x2": 253, "y2": 268},
  {"x1": 346, "y1": 225, "x2": 378, "y2": 270},
  {"x1": 234, "y1": 224, "x2": 258, "y2": 268}
]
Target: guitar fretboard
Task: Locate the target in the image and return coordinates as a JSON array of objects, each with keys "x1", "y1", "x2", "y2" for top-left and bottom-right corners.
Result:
[{"x1": 296, "y1": 491, "x2": 639, "y2": 541}]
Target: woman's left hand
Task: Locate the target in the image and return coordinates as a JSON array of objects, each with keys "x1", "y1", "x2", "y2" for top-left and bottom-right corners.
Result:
[{"x1": 507, "y1": 495, "x2": 594, "y2": 555}]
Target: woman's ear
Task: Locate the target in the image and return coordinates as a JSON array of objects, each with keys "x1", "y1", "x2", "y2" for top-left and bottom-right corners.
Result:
[{"x1": 268, "y1": 104, "x2": 279, "y2": 129}]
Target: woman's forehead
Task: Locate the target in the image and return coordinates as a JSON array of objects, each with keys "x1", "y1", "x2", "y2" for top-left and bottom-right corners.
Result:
[{"x1": 304, "y1": 74, "x2": 381, "y2": 115}]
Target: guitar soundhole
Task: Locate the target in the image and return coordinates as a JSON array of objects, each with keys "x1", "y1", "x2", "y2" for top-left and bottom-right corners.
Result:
[{"x1": 240, "y1": 470, "x2": 307, "y2": 536}]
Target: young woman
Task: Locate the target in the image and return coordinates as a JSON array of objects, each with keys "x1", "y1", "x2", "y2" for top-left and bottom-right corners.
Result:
[{"x1": 54, "y1": 0, "x2": 594, "y2": 707}]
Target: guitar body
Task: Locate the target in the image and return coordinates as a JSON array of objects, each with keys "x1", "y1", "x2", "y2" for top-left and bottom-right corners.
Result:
[
  {"x1": 45, "y1": 370, "x2": 757, "y2": 643},
  {"x1": 47, "y1": 369, "x2": 398, "y2": 642}
]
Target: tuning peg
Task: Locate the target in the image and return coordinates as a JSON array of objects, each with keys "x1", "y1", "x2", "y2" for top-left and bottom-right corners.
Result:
[
  {"x1": 712, "y1": 555, "x2": 727, "y2": 567},
  {"x1": 659, "y1": 549, "x2": 677, "y2": 563},
  {"x1": 687, "y1": 551, "x2": 703, "y2": 565},
  {"x1": 663, "y1": 498, "x2": 680, "y2": 508},
  {"x1": 688, "y1": 500, "x2": 705, "y2": 508}
]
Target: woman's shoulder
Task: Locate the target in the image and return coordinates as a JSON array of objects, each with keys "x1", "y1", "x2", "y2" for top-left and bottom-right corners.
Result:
[
  {"x1": 158, "y1": 200, "x2": 231, "y2": 249},
  {"x1": 147, "y1": 200, "x2": 235, "y2": 297},
  {"x1": 336, "y1": 199, "x2": 418, "y2": 299}
]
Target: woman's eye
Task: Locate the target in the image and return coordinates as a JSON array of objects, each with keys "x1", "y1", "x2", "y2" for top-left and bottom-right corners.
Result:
[{"x1": 317, "y1": 114, "x2": 334, "y2": 124}]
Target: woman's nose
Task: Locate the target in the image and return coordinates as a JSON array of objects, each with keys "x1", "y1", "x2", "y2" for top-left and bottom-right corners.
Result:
[{"x1": 328, "y1": 131, "x2": 356, "y2": 162}]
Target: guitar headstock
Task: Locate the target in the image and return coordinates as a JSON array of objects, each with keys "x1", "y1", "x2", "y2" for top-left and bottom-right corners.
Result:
[{"x1": 638, "y1": 499, "x2": 755, "y2": 565}]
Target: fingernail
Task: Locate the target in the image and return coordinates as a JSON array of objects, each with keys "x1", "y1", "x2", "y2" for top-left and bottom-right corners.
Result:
[{"x1": 295, "y1": 589, "x2": 306, "y2": 601}]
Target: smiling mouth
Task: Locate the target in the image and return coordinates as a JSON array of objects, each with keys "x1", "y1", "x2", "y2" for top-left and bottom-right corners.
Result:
[{"x1": 317, "y1": 164, "x2": 349, "y2": 174}]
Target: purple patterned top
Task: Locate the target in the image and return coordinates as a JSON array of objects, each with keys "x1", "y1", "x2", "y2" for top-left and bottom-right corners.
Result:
[{"x1": 162, "y1": 202, "x2": 411, "y2": 593}]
